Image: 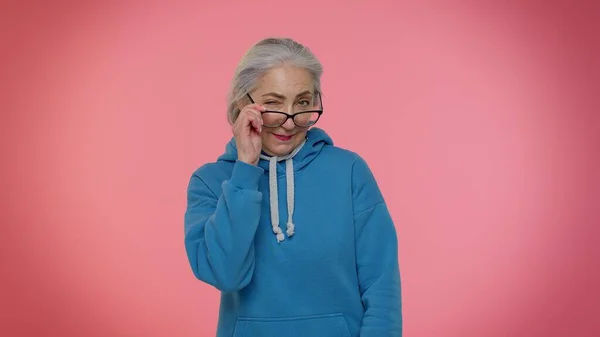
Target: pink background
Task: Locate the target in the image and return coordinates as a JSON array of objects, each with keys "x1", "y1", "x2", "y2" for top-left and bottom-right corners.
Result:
[{"x1": 2, "y1": 1, "x2": 599, "y2": 336}]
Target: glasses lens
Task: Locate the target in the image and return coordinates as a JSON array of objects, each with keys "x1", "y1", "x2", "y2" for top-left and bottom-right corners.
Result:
[
  {"x1": 262, "y1": 112, "x2": 287, "y2": 127},
  {"x1": 294, "y1": 93, "x2": 322, "y2": 126},
  {"x1": 261, "y1": 93, "x2": 323, "y2": 127},
  {"x1": 294, "y1": 112, "x2": 320, "y2": 127}
]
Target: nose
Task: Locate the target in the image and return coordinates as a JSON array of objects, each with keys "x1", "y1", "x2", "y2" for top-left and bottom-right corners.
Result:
[{"x1": 281, "y1": 116, "x2": 296, "y2": 130}]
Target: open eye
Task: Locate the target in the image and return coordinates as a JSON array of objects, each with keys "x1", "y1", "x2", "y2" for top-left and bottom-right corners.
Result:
[{"x1": 298, "y1": 99, "x2": 311, "y2": 107}]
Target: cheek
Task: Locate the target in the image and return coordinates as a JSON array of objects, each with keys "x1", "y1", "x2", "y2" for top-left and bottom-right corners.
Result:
[
  {"x1": 295, "y1": 130, "x2": 308, "y2": 140},
  {"x1": 260, "y1": 131, "x2": 274, "y2": 145}
]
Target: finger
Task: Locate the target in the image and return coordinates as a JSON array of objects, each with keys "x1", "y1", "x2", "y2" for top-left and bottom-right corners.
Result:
[
  {"x1": 244, "y1": 109, "x2": 262, "y2": 132},
  {"x1": 245, "y1": 113, "x2": 261, "y2": 133},
  {"x1": 252, "y1": 116, "x2": 262, "y2": 133},
  {"x1": 247, "y1": 103, "x2": 266, "y2": 112},
  {"x1": 238, "y1": 104, "x2": 264, "y2": 130},
  {"x1": 236, "y1": 108, "x2": 255, "y2": 127},
  {"x1": 241, "y1": 103, "x2": 265, "y2": 116}
]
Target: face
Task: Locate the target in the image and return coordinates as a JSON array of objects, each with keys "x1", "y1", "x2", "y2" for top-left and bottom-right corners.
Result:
[{"x1": 249, "y1": 65, "x2": 317, "y2": 157}]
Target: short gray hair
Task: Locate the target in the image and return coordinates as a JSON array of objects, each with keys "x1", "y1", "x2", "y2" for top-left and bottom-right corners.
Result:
[{"x1": 226, "y1": 37, "x2": 323, "y2": 124}]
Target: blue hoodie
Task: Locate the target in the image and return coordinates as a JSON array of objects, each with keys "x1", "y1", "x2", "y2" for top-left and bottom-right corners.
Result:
[{"x1": 184, "y1": 128, "x2": 402, "y2": 337}]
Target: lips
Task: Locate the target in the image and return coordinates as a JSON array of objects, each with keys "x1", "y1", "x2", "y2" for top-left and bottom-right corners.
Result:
[{"x1": 273, "y1": 133, "x2": 293, "y2": 141}]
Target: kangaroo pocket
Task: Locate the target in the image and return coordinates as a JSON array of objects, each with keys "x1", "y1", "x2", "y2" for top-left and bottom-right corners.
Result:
[{"x1": 233, "y1": 313, "x2": 352, "y2": 337}]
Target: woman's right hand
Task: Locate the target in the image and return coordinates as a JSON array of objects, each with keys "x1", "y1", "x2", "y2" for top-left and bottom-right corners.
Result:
[{"x1": 233, "y1": 104, "x2": 265, "y2": 165}]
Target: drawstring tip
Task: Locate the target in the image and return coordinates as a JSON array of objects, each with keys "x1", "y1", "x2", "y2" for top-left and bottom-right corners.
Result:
[
  {"x1": 273, "y1": 226, "x2": 284, "y2": 242},
  {"x1": 286, "y1": 222, "x2": 295, "y2": 237},
  {"x1": 276, "y1": 232, "x2": 285, "y2": 242}
]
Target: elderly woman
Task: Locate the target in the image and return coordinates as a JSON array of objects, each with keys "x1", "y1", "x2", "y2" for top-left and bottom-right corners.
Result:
[{"x1": 184, "y1": 37, "x2": 402, "y2": 337}]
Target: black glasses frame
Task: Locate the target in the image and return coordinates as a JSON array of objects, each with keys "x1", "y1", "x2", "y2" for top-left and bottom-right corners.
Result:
[{"x1": 246, "y1": 92, "x2": 324, "y2": 128}]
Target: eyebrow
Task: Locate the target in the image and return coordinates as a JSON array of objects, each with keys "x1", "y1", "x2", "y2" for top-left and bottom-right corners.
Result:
[{"x1": 261, "y1": 90, "x2": 313, "y2": 99}]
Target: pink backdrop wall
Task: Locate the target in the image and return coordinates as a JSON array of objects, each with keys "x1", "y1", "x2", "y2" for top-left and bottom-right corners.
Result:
[{"x1": 2, "y1": 1, "x2": 599, "y2": 336}]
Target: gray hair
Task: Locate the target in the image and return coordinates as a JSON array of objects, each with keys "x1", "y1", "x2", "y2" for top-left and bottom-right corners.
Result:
[{"x1": 226, "y1": 37, "x2": 323, "y2": 124}]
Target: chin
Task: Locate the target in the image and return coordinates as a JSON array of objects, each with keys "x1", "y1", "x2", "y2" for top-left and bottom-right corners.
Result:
[
  {"x1": 263, "y1": 139, "x2": 295, "y2": 156},
  {"x1": 262, "y1": 131, "x2": 307, "y2": 156},
  {"x1": 265, "y1": 143, "x2": 295, "y2": 157}
]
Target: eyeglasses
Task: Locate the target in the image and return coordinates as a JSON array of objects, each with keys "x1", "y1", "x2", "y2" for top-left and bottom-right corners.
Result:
[{"x1": 246, "y1": 92, "x2": 324, "y2": 128}]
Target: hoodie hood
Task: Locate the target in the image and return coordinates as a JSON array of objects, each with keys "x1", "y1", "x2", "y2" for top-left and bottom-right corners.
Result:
[{"x1": 217, "y1": 127, "x2": 333, "y2": 242}]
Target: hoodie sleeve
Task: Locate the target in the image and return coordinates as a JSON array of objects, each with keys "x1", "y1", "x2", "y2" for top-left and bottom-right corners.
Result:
[
  {"x1": 184, "y1": 160, "x2": 264, "y2": 293},
  {"x1": 351, "y1": 155, "x2": 403, "y2": 336}
]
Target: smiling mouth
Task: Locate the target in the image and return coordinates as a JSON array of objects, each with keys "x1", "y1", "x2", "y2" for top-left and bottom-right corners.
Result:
[{"x1": 273, "y1": 133, "x2": 294, "y2": 141}]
